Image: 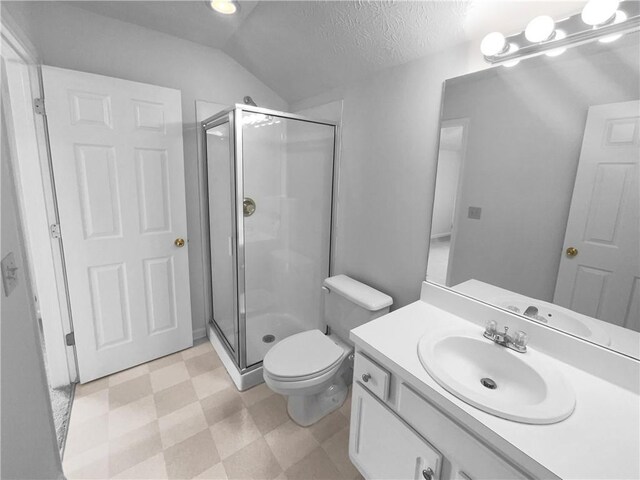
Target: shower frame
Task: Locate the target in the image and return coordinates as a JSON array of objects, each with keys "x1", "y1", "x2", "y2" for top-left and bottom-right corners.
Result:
[{"x1": 201, "y1": 104, "x2": 340, "y2": 379}]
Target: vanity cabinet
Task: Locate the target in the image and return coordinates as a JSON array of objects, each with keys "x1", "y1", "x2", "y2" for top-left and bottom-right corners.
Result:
[
  {"x1": 349, "y1": 383, "x2": 442, "y2": 480},
  {"x1": 349, "y1": 352, "x2": 529, "y2": 480}
]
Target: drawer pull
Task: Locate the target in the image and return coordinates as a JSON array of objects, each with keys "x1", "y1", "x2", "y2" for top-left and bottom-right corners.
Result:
[{"x1": 361, "y1": 373, "x2": 371, "y2": 383}]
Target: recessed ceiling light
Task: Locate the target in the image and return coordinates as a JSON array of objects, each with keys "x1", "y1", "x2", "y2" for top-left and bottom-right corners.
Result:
[{"x1": 208, "y1": 0, "x2": 238, "y2": 15}]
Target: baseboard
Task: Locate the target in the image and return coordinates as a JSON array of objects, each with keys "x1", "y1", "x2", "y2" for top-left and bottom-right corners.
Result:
[{"x1": 193, "y1": 326, "x2": 207, "y2": 341}]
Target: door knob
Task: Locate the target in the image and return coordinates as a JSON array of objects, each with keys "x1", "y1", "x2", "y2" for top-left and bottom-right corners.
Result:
[
  {"x1": 174, "y1": 238, "x2": 185, "y2": 248},
  {"x1": 422, "y1": 468, "x2": 434, "y2": 480},
  {"x1": 243, "y1": 197, "x2": 256, "y2": 217},
  {"x1": 566, "y1": 247, "x2": 578, "y2": 257}
]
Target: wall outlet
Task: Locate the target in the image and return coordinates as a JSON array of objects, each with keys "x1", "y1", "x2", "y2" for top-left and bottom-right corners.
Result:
[
  {"x1": 1, "y1": 252, "x2": 19, "y2": 296},
  {"x1": 468, "y1": 206, "x2": 482, "y2": 220}
]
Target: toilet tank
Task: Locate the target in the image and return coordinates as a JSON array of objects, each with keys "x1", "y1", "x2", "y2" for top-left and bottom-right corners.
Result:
[{"x1": 322, "y1": 275, "x2": 393, "y2": 345}]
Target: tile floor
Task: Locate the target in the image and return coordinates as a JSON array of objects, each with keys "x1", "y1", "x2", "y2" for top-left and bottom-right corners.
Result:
[{"x1": 64, "y1": 340, "x2": 360, "y2": 480}]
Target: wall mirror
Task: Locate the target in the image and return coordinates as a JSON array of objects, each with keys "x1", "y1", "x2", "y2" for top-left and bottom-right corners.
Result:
[{"x1": 427, "y1": 30, "x2": 639, "y2": 359}]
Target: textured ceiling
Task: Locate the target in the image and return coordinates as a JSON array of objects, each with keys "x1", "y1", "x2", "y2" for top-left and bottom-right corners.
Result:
[
  {"x1": 224, "y1": 1, "x2": 470, "y2": 102},
  {"x1": 73, "y1": 0, "x2": 587, "y2": 103}
]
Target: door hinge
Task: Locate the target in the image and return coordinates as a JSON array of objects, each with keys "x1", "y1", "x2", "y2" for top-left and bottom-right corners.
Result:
[
  {"x1": 50, "y1": 224, "x2": 61, "y2": 239},
  {"x1": 34, "y1": 97, "x2": 46, "y2": 116},
  {"x1": 65, "y1": 332, "x2": 75, "y2": 346}
]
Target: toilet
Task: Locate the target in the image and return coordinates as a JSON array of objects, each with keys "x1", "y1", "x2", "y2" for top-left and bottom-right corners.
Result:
[{"x1": 263, "y1": 274, "x2": 392, "y2": 426}]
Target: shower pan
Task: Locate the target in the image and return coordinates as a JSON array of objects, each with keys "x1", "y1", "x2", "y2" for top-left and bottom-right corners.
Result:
[{"x1": 202, "y1": 105, "x2": 338, "y2": 389}]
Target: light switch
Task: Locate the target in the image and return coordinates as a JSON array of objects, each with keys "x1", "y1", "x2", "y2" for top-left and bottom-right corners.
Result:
[
  {"x1": 468, "y1": 206, "x2": 482, "y2": 220},
  {"x1": 2, "y1": 252, "x2": 19, "y2": 296}
]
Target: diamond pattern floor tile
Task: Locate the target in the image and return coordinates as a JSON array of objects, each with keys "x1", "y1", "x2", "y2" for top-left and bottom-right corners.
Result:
[{"x1": 63, "y1": 339, "x2": 357, "y2": 479}]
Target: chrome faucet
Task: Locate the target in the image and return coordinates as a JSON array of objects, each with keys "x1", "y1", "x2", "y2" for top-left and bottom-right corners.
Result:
[{"x1": 483, "y1": 321, "x2": 528, "y2": 353}]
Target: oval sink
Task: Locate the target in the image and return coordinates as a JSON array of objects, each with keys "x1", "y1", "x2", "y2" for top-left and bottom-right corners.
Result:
[{"x1": 418, "y1": 332, "x2": 576, "y2": 424}]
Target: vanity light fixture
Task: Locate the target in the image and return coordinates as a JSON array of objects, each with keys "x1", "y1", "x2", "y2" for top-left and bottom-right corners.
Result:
[
  {"x1": 480, "y1": 0, "x2": 639, "y2": 65},
  {"x1": 599, "y1": 11, "x2": 628, "y2": 42},
  {"x1": 480, "y1": 32, "x2": 508, "y2": 56},
  {"x1": 525, "y1": 15, "x2": 556, "y2": 42},
  {"x1": 546, "y1": 30, "x2": 567, "y2": 57},
  {"x1": 208, "y1": 0, "x2": 239, "y2": 15},
  {"x1": 581, "y1": 0, "x2": 619, "y2": 26}
]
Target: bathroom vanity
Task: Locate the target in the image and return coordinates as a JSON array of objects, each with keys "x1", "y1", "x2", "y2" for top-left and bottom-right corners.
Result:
[{"x1": 348, "y1": 283, "x2": 640, "y2": 480}]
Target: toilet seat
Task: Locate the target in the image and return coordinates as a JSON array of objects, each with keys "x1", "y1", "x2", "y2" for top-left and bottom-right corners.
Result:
[{"x1": 263, "y1": 329, "x2": 346, "y2": 382}]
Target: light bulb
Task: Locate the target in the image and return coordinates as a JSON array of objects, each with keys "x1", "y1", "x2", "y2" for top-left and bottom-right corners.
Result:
[
  {"x1": 546, "y1": 30, "x2": 567, "y2": 57},
  {"x1": 502, "y1": 43, "x2": 520, "y2": 67},
  {"x1": 209, "y1": 0, "x2": 238, "y2": 15},
  {"x1": 581, "y1": 0, "x2": 619, "y2": 26},
  {"x1": 599, "y1": 11, "x2": 628, "y2": 42},
  {"x1": 480, "y1": 32, "x2": 507, "y2": 56},
  {"x1": 525, "y1": 15, "x2": 556, "y2": 43}
]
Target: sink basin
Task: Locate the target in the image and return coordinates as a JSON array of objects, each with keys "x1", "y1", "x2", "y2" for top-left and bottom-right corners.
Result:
[{"x1": 418, "y1": 331, "x2": 576, "y2": 424}]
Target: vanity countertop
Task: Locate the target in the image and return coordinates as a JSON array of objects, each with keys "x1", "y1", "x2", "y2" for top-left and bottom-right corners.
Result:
[{"x1": 350, "y1": 292, "x2": 640, "y2": 480}]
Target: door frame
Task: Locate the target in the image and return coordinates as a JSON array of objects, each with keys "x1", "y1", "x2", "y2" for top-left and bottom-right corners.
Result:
[{"x1": 1, "y1": 14, "x2": 78, "y2": 386}]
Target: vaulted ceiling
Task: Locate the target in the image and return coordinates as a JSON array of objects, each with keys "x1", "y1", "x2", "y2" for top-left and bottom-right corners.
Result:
[{"x1": 72, "y1": 1, "x2": 587, "y2": 103}]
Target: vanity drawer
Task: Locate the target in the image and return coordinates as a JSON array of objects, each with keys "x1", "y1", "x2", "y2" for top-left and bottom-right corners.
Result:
[
  {"x1": 398, "y1": 384, "x2": 528, "y2": 480},
  {"x1": 354, "y1": 352, "x2": 390, "y2": 401}
]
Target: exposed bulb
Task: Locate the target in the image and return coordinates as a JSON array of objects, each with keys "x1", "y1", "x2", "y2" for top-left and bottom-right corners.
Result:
[
  {"x1": 481, "y1": 32, "x2": 507, "y2": 56},
  {"x1": 599, "y1": 11, "x2": 628, "y2": 42},
  {"x1": 209, "y1": 0, "x2": 238, "y2": 15},
  {"x1": 525, "y1": 15, "x2": 556, "y2": 43},
  {"x1": 546, "y1": 30, "x2": 567, "y2": 57},
  {"x1": 502, "y1": 44, "x2": 520, "y2": 67},
  {"x1": 581, "y1": 0, "x2": 619, "y2": 26}
]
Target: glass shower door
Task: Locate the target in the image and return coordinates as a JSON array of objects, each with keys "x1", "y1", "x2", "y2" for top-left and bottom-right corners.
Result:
[
  {"x1": 240, "y1": 112, "x2": 336, "y2": 366},
  {"x1": 206, "y1": 119, "x2": 239, "y2": 358}
]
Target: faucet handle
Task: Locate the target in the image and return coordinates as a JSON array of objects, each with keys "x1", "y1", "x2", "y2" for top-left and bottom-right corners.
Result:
[
  {"x1": 485, "y1": 320, "x2": 497, "y2": 335},
  {"x1": 514, "y1": 330, "x2": 528, "y2": 348}
]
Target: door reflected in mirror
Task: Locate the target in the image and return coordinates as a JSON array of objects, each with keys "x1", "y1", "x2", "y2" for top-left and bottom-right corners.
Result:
[{"x1": 428, "y1": 31, "x2": 640, "y2": 359}]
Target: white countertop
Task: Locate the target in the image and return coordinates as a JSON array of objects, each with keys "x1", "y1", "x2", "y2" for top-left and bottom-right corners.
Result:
[{"x1": 351, "y1": 296, "x2": 640, "y2": 480}]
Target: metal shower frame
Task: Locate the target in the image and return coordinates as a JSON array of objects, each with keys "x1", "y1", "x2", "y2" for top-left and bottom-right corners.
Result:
[{"x1": 201, "y1": 104, "x2": 340, "y2": 374}]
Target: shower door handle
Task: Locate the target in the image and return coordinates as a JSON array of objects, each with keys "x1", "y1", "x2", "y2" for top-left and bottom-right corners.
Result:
[{"x1": 243, "y1": 197, "x2": 256, "y2": 217}]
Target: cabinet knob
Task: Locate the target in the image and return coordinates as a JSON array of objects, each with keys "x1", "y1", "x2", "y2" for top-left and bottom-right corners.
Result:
[
  {"x1": 361, "y1": 373, "x2": 371, "y2": 383},
  {"x1": 422, "y1": 467, "x2": 434, "y2": 480}
]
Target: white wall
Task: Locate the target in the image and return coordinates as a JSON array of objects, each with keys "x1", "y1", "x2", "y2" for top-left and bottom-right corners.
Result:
[
  {"x1": 2, "y1": 1, "x2": 288, "y2": 338},
  {"x1": 1, "y1": 103, "x2": 63, "y2": 480},
  {"x1": 292, "y1": 45, "x2": 473, "y2": 309},
  {"x1": 444, "y1": 34, "x2": 640, "y2": 301}
]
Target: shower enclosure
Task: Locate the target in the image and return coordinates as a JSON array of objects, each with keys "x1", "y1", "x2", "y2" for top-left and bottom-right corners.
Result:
[{"x1": 203, "y1": 105, "x2": 338, "y2": 387}]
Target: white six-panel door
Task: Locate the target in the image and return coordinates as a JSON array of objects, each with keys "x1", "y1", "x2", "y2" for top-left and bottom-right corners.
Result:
[
  {"x1": 554, "y1": 100, "x2": 639, "y2": 332},
  {"x1": 42, "y1": 66, "x2": 192, "y2": 382}
]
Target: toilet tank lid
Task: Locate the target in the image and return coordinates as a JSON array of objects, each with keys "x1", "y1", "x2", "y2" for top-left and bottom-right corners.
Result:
[{"x1": 323, "y1": 275, "x2": 393, "y2": 311}]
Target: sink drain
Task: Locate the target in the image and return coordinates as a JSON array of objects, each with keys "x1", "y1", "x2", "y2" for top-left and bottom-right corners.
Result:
[
  {"x1": 262, "y1": 334, "x2": 275, "y2": 344},
  {"x1": 480, "y1": 377, "x2": 497, "y2": 390}
]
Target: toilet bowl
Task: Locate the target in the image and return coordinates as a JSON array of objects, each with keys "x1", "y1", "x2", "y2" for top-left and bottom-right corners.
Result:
[
  {"x1": 262, "y1": 275, "x2": 392, "y2": 426},
  {"x1": 263, "y1": 329, "x2": 353, "y2": 426}
]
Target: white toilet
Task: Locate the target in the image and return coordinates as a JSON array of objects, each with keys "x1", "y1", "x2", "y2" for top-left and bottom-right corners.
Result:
[{"x1": 263, "y1": 274, "x2": 392, "y2": 426}]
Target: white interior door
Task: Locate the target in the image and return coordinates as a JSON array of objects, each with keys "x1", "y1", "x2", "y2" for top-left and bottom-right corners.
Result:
[
  {"x1": 554, "y1": 100, "x2": 639, "y2": 332},
  {"x1": 42, "y1": 66, "x2": 192, "y2": 382}
]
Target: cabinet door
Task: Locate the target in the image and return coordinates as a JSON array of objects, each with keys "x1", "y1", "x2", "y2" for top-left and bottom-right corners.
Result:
[
  {"x1": 398, "y1": 384, "x2": 528, "y2": 480},
  {"x1": 350, "y1": 383, "x2": 442, "y2": 480}
]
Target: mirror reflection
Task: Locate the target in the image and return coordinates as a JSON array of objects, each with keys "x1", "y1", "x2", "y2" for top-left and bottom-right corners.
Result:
[{"x1": 428, "y1": 31, "x2": 640, "y2": 358}]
